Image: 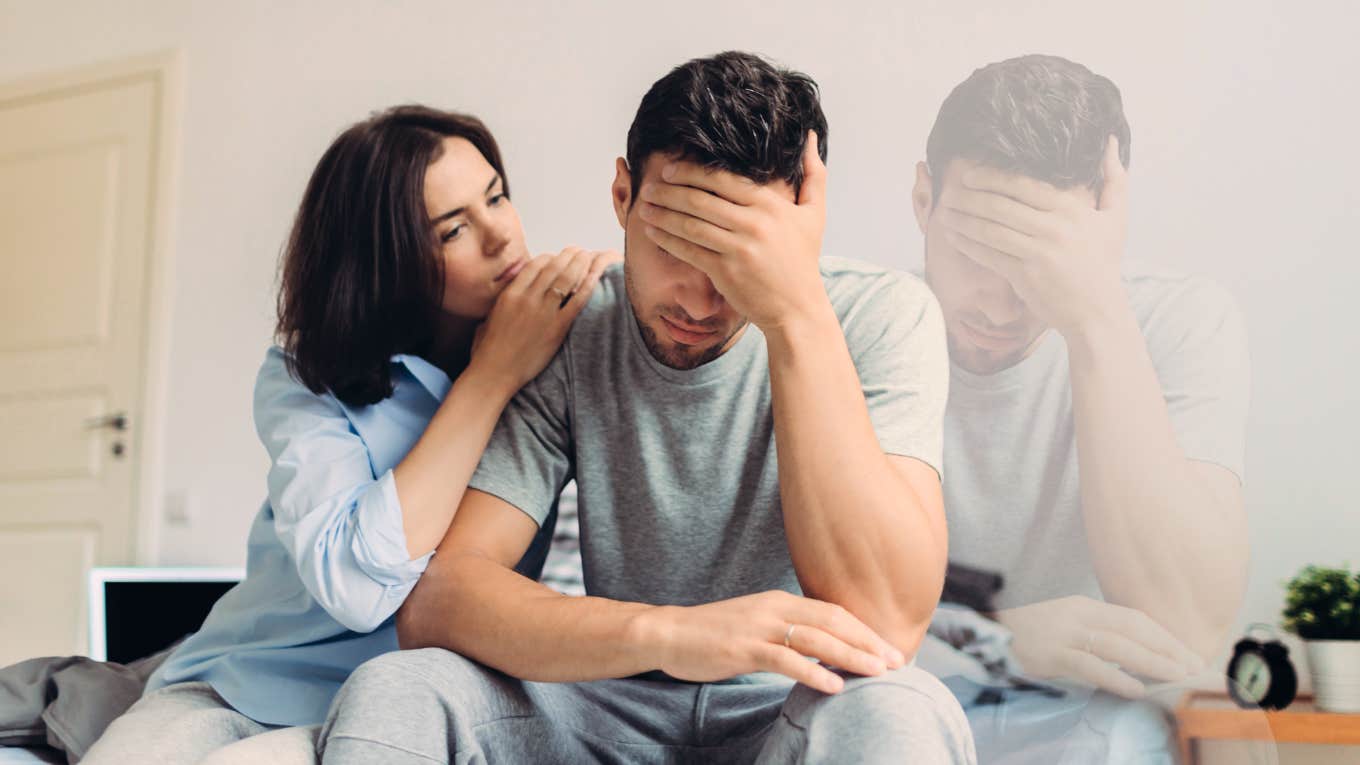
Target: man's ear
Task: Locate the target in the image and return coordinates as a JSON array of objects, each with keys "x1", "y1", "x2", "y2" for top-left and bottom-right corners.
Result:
[
  {"x1": 911, "y1": 161, "x2": 933, "y2": 236},
  {"x1": 611, "y1": 157, "x2": 632, "y2": 230}
]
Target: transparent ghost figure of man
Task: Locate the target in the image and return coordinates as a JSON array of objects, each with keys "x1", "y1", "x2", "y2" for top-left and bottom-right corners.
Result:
[{"x1": 910, "y1": 54, "x2": 1266, "y2": 763}]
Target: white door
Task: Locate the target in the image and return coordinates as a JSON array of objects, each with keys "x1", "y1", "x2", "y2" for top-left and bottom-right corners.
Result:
[{"x1": 0, "y1": 56, "x2": 177, "y2": 666}]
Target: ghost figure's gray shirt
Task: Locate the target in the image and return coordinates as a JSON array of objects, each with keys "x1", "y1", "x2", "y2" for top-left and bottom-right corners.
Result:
[
  {"x1": 468, "y1": 257, "x2": 948, "y2": 607},
  {"x1": 941, "y1": 263, "x2": 1250, "y2": 609}
]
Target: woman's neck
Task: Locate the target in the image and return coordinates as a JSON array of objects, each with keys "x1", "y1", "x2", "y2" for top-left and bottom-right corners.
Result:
[{"x1": 427, "y1": 313, "x2": 478, "y2": 380}]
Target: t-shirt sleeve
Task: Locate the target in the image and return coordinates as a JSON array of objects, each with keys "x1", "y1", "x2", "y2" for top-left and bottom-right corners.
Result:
[
  {"x1": 1141, "y1": 279, "x2": 1251, "y2": 482},
  {"x1": 840, "y1": 273, "x2": 950, "y2": 476},
  {"x1": 467, "y1": 349, "x2": 575, "y2": 527}
]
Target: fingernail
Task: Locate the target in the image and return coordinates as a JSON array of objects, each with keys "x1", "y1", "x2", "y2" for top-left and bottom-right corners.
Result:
[
  {"x1": 662, "y1": 163, "x2": 677, "y2": 180},
  {"x1": 643, "y1": 225, "x2": 658, "y2": 238}
]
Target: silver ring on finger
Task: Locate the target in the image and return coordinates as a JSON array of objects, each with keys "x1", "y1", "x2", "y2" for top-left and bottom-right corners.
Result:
[
  {"x1": 784, "y1": 624, "x2": 797, "y2": 649},
  {"x1": 1084, "y1": 631, "x2": 1096, "y2": 654},
  {"x1": 549, "y1": 286, "x2": 573, "y2": 308}
]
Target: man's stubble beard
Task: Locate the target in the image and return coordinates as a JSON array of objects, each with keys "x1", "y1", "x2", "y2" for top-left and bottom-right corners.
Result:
[{"x1": 624, "y1": 256, "x2": 745, "y2": 371}]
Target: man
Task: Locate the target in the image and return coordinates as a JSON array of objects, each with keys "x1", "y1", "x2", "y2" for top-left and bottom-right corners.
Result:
[
  {"x1": 317, "y1": 52, "x2": 975, "y2": 764},
  {"x1": 912, "y1": 55, "x2": 1251, "y2": 761}
]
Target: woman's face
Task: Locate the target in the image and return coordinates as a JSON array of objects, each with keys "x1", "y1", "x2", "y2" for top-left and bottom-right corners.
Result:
[{"x1": 424, "y1": 136, "x2": 529, "y2": 320}]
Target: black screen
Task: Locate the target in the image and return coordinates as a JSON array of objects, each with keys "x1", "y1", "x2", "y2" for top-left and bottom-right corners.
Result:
[{"x1": 102, "y1": 579, "x2": 238, "y2": 664}]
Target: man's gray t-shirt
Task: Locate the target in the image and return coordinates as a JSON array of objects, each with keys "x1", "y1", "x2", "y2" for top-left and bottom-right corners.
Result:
[
  {"x1": 942, "y1": 264, "x2": 1250, "y2": 609},
  {"x1": 468, "y1": 256, "x2": 948, "y2": 606}
]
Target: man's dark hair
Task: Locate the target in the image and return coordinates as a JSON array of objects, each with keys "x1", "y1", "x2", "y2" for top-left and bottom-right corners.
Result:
[
  {"x1": 276, "y1": 105, "x2": 508, "y2": 406},
  {"x1": 926, "y1": 54, "x2": 1130, "y2": 198},
  {"x1": 625, "y1": 51, "x2": 828, "y2": 200}
]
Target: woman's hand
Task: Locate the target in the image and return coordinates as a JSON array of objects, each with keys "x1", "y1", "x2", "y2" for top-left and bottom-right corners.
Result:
[
  {"x1": 644, "y1": 590, "x2": 905, "y2": 696},
  {"x1": 468, "y1": 247, "x2": 620, "y2": 394}
]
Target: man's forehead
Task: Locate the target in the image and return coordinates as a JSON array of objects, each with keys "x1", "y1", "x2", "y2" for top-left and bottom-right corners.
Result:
[
  {"x1": 636, "y1": 152, "x2": 796, "y2": 202},
  {"x1": 937, "y1": 157, "x2": 1096, "y2": 205}
]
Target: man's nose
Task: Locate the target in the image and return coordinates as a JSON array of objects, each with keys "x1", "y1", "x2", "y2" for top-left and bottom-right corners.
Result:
[
  {"x1": 674, "y1": 266, "x2": 724, "y2": 321},
  {"x1": 974, "y1": 276, "x2": 1026, "y2": 327}
]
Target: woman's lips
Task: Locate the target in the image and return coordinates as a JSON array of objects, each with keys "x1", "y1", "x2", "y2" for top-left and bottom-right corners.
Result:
[
  {"x1": 660, "y1": 316, "x2": 717, "y2": 346},
  {"x1": 495, "y1": 257, "x2": 527, "y2": 283}
]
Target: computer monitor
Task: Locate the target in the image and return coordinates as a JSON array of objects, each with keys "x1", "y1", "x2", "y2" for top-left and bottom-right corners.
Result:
[{"x1": 87, "y1": 567, "x2": 242, "y2": 663}]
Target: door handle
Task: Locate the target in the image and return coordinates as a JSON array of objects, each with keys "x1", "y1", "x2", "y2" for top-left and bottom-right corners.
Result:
[{"x1": 84, "y1": 412, "x2": 128, "y2": 432}]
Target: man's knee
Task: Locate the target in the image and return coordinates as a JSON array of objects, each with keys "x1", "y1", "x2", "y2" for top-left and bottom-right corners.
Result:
[
  {"x1": 342, "y1": 647, "x2": 481, "y2": 698},
  {"x1": 326, "y1": 648, "x2": 518, "y2": 736},
  {"x1": 322, "y1": 649, "x2": 474, "y2": 762},
  {"x1": 786, "y1": 666, "x2": 976, "y2": 763},
  {"x1": 327, "y1": 648, "x2": 476, "y2": 735},
  {"x1": 835, "y1": 666, "x2": 965, "y2": 720}
]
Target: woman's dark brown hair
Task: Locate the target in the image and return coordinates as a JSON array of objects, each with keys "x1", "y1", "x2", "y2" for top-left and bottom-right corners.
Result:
[{"x1": 276, "y1": 105, "x2": 508, "y2": 407}]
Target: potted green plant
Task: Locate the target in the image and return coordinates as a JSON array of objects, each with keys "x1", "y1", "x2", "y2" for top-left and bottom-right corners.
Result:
[{"x1": 1283, "y1": 564, "x2": 1360, "y2": 712}]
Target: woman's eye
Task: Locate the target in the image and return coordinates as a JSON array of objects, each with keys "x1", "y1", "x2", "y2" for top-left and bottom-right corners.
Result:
[
  {"x1": 488, "y1": 193, "x2": 507, "y2": 207},
  {"x1": 441, "y1": 224, "x2": 465, "y2": 242}
]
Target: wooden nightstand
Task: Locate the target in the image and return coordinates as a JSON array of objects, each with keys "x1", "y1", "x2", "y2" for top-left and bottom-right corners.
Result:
[{"x1": 1175, "y1": 690, "x2": 1360, "y2": 763}]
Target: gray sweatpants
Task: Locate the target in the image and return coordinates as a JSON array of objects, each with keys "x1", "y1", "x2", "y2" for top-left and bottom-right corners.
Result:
[
  {"x1": 319, "y1": 648, "x2": 976, "y2": 764},
  {"x1": 81, "y1": 682, "x2": 320, "y2": 765}
]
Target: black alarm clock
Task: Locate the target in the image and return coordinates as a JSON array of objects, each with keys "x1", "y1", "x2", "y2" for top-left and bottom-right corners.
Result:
[{"x1": 1226, "y1": 625, "x2": 1297, "y2": 710}]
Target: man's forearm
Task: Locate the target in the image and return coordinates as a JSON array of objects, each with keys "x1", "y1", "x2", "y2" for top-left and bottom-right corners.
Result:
[
  {"x1": 764, "y1": 303, "x2": 947, "y2": 652},
  {"x1": 1066, "y1": 307, "x2": 1248, "y2": 656},
  {"x1": 396, "y1": 551, "x2": 658, "y2": 681}
]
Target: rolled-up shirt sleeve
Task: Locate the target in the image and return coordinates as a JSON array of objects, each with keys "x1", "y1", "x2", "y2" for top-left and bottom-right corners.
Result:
[{"x1": 254, "y1": 354, "x2": 431, "y2": 634}]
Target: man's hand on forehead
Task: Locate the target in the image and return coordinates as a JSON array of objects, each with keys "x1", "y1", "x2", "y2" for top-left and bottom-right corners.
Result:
[
  {"x1": 956, "y1": 163, "x2": 1073, "y2": 213},
  {"x1": 635, "y1": 155, "x2": 787, "y2": 275},
  {"x1": 933, "y1": 136, "x2": 1130, "y2": 337},
  {"x1": 636, "y1": 132, "x2": 832, "y2": 331},
  {"x1": 655, "y1": 158, "x2": 769, "y2": 207},
  {"x1": 633, "y1": 167, "x2": 752, "y2": 267}
]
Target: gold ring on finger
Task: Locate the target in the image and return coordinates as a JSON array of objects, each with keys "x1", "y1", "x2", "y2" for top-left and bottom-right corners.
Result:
[{"x1": 784, "y1": 624, "x2": 797, "y2": 649}]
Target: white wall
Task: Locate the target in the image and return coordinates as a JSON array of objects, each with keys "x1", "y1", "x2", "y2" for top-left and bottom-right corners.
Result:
[{"x1": 3, "y1": 1, "x2": 1357, "y2": 754}]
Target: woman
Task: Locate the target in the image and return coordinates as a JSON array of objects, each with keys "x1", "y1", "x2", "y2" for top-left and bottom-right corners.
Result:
[{"x1": 82, "y1": 105, "x2": 615, "y2": 764}]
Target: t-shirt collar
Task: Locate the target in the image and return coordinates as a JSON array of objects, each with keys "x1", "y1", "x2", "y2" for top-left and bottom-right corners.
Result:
[{"x1": 949, "y1": 329, "x2": 1061, "y2": 392}]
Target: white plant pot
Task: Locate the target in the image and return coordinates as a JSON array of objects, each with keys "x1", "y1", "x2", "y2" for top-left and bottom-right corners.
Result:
[{"x1": 1305, "y1": 640, "x2": 1360, "y2": 713}]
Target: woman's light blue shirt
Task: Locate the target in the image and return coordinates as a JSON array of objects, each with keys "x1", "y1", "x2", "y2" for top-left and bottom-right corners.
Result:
[{"x1": 145, "y1": 346, "x2": 554, "y2": 727}]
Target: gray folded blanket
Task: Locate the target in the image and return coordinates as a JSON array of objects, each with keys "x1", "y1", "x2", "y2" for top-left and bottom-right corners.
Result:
[{"x1": 0, "y1": 645, "x2": 174, "y2": 763}]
